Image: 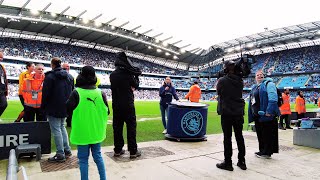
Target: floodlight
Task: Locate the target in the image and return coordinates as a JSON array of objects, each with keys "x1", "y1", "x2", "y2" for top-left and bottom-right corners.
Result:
[
  {"x1": 83, "y1": 18, "x2": 89, "y2": 24},
  {"x1": 31, "y1": 9, "x2": 39, "y2": 15},
  {"x1": 165, "y1": 52, "x2": 170, "y2": 56},
  {"x1": 51, "y1": 12, "x2": 57, "y2": 17},
  {"x1": 173, "y1": 55, "x2": 178, "y2": 59},
  {"x1": 157, "y1": 49, "x2": 162, "y2": 53}
]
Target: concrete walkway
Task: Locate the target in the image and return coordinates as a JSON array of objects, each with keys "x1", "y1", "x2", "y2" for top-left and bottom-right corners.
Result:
[{"x1": 1, "y1": 130, "x2": 320, "y2": 180}]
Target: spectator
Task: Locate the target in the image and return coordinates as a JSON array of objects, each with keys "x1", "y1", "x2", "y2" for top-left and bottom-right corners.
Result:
[
  {"x1": 15, "y1": 62, "x2": 35, "y2": 122},
  {"x1": 22, "y1": 64, "x2": 45, "y2": 122},
  {"x1": 67, "y1": 66, "x2": 109, "y2": 180},
  {"x1": 42, "y1": 57, "x2": 74, "y2": 162}
]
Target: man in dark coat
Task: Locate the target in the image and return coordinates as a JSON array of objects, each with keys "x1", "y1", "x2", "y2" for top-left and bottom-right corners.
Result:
[
  {"x1": 216, "y1": 60, "x2": 246, "y2": 171},
  {"x1": 41, "y1": 57, "x2": 74, "y2": 162},
  {"x1": 110, "y1": 52, "x2": 141, "y2": 159},
  {"x1": 0, "y1": 51, "x2": 8, "y2": 117}
]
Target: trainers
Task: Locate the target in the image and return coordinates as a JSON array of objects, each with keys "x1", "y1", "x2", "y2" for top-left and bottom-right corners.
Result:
[
  {"x1": 216, "y1": 161, "x2": 233, "y2": 171},
  {"x1": 279, "y1": 126, "x2": 286, "y2": 130},
  {"x1": 162, "y1": 129, "x2": 167, "y2": 134},
  {"x1": 114, "y1": 150, "x2": 125, "y2": 157},
  {"x1": 48, "y1": 154, "x2": 66, "y2": 163},
  {"x1": 237, "y1": 161, "x2": 247, "y2": 170},
  {"x1": 286, "y1": 126, "x2": 293, "y2": 129},
  {"x1": 130, "y1": 150, "x2": 142, "y2": 159},
  {"x1": 65, "y1": 151, "x2": 72, "y2": 158},
  {"x1": 255, "y1": 152, "x2": 271, "y2": 159}
]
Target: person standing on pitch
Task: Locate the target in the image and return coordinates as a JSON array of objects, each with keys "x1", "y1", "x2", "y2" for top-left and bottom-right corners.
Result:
[
  {"x1": 216, "y1": 60, "x2": 246, "y2": 171},
  {"x1": 67, "y1": 66, "x2": 109, "y2": 180},
  {"x1": 295, "y1": 91, "x2": 306, "y2": 127},
  {"x1": 110, "y1": 52, "x2": 141, "y2": 158},
  {"x1": 0, "y1": 51, "x2": 8, "y2": 117},
  {"x1": 185, "y1": 81, "x2": 201, "y2": 103},
  {"x1": 15, "y1": 62, "x2": 35, "y2": 122},
  {"x1": 279, "y1": 89, "x2": 292, "y2": 130},
  {"x1": 62, "y1": 63, "x2": 74, "y2": 127},
  {"x1": 42, "y1": 57, "x2": 74, "y2": 162},
  {"x1": 159, "y1": 76, "x2": 179, "y2": 134}
]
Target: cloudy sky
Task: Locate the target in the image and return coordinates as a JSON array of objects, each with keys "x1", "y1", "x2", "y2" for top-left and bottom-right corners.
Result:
[{"x1": 2, "y1": 0, "x2": 320, "y2": 51}]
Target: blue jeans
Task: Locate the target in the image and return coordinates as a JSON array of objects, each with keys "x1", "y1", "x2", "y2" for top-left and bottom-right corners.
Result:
[
  {"x1": 160, "y1": 105, "x2": 168, "y2": 129},
  {"x1": 78, "y1": 144, "x2": 106, "y2": 180},
  {"x1": 48, "y1": 116, "x2": 71, "y2": 156}
]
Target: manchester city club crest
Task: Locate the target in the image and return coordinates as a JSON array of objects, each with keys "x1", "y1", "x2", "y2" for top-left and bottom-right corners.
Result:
[{"x1": 181, "y1": 111, "x2": 203, "y2": 136}]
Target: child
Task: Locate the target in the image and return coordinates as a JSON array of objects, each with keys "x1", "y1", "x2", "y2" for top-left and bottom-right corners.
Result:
[{"x1": 67, "y1": 66, "x2": 110, "y2": 180}]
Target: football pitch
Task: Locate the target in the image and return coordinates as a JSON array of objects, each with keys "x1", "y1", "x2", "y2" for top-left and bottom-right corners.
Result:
[{"x1": 0, "y1": 100, "x2": 318, "y2": 150}]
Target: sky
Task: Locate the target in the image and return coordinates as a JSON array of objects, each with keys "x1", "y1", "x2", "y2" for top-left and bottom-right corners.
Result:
[{"x1": 2, "y1": 0, "x2": 320, "y2": 51}]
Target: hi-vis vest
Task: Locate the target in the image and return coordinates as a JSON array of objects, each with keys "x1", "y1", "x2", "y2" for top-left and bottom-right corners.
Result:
[
  {"x1": 22, "y1": 74, "x2": 45, "y2": 108},
  {"x1": 318, "y1": 97, "x2": 320, "y2": 108},
  {"x1": 280, "y1": 93, "x2": 291, "y2": 115},
  {"x1": 295, "y1": 96, "x2": 306, "y2": 114}
]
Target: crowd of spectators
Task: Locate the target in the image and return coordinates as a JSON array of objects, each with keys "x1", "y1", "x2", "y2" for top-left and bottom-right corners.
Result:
[{"x1": 0, "y1": 37, "x2": 187, "y2": 76}]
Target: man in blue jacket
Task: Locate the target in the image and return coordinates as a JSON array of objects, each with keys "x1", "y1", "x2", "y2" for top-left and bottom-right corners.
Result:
[
  {"x1": 159, "y1": 76, "x2": 179, "y2": 134},
  {"x1": 41, "y1": 57, "x2": 74, "y2": 162}
]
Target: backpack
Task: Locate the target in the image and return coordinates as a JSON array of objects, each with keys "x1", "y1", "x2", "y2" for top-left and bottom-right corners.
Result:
[{"x1": 266, "y1": 81, "x2": 283, "y2": 107}]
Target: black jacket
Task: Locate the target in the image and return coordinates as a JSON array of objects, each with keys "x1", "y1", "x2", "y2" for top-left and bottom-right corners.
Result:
[
  {"x1": 216, "y1": 74, "x2": 245, "y2": 116},
  {"x1": 66, "y1": 75, "x2": 109, "y2": 116},
  {"x1": 110, "y1": 67, "x2": 139, "y2": 110},
  {"x1": 41, "y1": 67, "x2": 74, "y2": 118}
]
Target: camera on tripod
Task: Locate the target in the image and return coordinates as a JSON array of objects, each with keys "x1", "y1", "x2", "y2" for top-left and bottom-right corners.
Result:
[{"x1": 217, "y1": 54, "x2": 256, "y2": 79}]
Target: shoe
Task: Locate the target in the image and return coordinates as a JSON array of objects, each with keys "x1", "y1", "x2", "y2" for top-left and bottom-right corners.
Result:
[
  {"x1": 255, "y1": 152, "x2": 271, "y2": 159},
  {"x1": 286, "y1": 126, "x2": 293, "y2": 129},
  {"x1": 48, "y1": 154, "x2": 66, "y2": 163},
  {"x1": 216, "y1": 161, "x2": 234, "y2": 171},
  {"x1": 65, "y1": 151, "x2": 72, "y2": 158},
  {"x1": 254, "y1": 152, "x2": 260, "y2": 155},
  {"x1": 130, "y1": 150, "x2": 142, "y2": 159},
  {"x1": 278, "y1": 126, "x2": 286, "y2": 130},
  {"x1": 14, "y1": 119, "x2": 20, "y2": 123},
  {"x1": 162, "y1": 129, "x2": 167, "y2": 134},
  {"x1": 237, "y1": 161, "x2": 247, "y2": 170},
  {"x1": 114, "y1": 150, "x2": 125, "y2": 157}
]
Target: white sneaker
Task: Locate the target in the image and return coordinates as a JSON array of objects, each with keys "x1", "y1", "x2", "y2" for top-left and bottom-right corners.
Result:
[{"x1": 162, "y1": 129, "x2": 167, "y2": 134}]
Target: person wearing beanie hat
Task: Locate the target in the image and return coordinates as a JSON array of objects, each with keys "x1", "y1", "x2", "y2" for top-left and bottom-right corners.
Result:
[
  {"x1": 42, "y1": 57, "x2": 74, "y2": 163},
  {"x1": 67, "y1": 65, "x2": 109, "y2": 180},
  {"x1": 110, "y1": 52, "x2": 141, "y2": 158}
]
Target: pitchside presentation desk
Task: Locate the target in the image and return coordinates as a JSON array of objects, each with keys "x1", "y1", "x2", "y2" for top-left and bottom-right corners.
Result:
[{"x1": 165, "y1": 101, "x2": 209, "y2": 141}]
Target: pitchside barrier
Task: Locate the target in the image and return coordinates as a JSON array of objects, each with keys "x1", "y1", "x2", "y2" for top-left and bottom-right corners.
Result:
[{"x1": 0, "y1": 122, "x2": 51, "y2": 160}]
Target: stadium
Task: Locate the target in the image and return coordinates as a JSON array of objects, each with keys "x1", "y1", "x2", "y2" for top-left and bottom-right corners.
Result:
[{"x1": 0, "y1": 0, "x2": 320, "y2": 179}]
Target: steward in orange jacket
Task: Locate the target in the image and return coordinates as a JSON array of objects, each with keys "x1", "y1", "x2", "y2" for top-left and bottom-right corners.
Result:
[
  {"x1": 22, "y1": 64, "x2": 46, "y2": 122},
  {"x1": 185, "y1": 82, "x2": 201, "y2": 102},
  {"x1": 280, "y1": 92, "x2": 291, "y2": 115},
  {"x1": 318, "y1": 97, "x2": 320, "y2": 108},
  {"x1": 279, "y1": 89, "x2": 292, "y2": 129},
  {"x1": 295, "y1": 91, "x2": 306, "y2": 127}
]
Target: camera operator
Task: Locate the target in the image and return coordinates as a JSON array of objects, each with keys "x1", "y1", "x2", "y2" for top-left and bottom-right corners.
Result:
[
  {"x1": 110, "y1": 52, "x2": 141, "y2": 158},
  {"x1": 216, "y1": 60, "x2": 246, "y2": 171}
]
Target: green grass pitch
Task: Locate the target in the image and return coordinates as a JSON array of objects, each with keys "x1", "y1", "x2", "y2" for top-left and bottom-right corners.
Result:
[{"x1": 0, "y1": 100, "x2": 318, "y2": 151}]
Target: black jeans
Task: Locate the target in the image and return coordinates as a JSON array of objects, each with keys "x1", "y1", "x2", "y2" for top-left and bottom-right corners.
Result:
[
  {"x1": 113, "y1": 105, "x2": 137, "y2": 154},
  {"x1": 279, "y1": 114, "x2": 291, "y2": 128},
  {"x1": 221, "y1": 115, "x2": 246, "y2": 164},
  {"x1": 255, "y1": 117, "x2": 279, "y2": 155},
  {"x1": 0, "y1": 94, "x2": 7, "y2": 116},
  {"x1": 24, "y1": 106, "x2": 46, "y2": 122}
]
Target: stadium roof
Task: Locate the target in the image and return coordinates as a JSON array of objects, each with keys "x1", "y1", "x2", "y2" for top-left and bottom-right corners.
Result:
[{"x1": 0, "y1": 1, "x2": 320, "y2": 70}]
